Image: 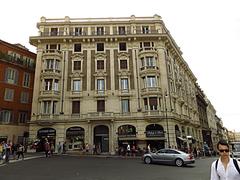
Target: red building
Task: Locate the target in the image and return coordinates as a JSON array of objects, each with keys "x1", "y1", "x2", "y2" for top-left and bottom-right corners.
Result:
[{"x1": 0, "y1": 39, "x2": 36, "y2": 144}]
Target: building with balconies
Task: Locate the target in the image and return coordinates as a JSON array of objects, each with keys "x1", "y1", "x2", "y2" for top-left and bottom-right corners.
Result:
[
  {"x1": 0, "y1": 39, "x2": 36, "y2": 144},
  {"x1": 29, "y1": 15, "x2": 202, "y2": 154}
]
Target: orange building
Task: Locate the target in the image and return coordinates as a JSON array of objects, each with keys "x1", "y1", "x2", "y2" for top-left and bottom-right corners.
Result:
[{"x1": 0, "y1": 39, "x2": 36, "y2": 144}]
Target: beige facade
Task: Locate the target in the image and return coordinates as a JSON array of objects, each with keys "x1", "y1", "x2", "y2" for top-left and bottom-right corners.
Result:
[{"x1": 29, "y1": 15, "x2": 202, "y2": 154}]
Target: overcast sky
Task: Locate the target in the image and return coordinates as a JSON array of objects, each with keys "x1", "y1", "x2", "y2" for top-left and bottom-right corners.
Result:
[{"x1": 1, "y1": 0, "x2": 240, "y2": 131}]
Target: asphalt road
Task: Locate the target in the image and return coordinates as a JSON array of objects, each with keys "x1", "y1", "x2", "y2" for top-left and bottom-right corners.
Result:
[{"x1": 0, "y1": 155, "x2": 216, "y2": 180}]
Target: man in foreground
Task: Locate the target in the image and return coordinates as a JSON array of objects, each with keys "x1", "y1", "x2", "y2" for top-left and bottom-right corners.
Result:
[{"x1": 210, "y1": 139, "x2": 240, "y2": 180}]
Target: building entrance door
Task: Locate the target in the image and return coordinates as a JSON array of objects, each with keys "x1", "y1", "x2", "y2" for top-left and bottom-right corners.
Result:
[{"x1": 94, "y1": 125, "x2": 109, "y2": 153}]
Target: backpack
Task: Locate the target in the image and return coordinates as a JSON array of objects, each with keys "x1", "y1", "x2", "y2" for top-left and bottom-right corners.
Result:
[{"x1": 215, "y1": 159, "x2": 240, "y2": 174}]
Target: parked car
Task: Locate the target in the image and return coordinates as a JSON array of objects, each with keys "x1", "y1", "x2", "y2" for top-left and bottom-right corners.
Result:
[{"x1": 142, "y1": 148, "x2": 195, "y2": 167}]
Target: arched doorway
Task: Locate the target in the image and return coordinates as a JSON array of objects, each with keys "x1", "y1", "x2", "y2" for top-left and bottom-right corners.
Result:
[
  {"x1": 117, "y1": 124, "x2": 137, "y2": 155},
  {"x1": 145, "y1": 124, "x2": 165, "y2": 151},
  {"x1": 66, "y1": 126, "x2": 85, "y2": 150},
  {"x1": 94, "y1": 125, "x2": 109, "y2": 153},
  {"x1": 37, "y1": 128, "x2": 56, "y2": 152}
]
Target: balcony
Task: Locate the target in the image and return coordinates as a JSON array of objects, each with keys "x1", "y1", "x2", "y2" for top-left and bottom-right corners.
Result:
[
  {"x1": 39, "y1": 90, "x2": 61, "y2": 99},
  {"x1": 94, "y1": 90, "x2": 107, "y2": 97},
  {"x1": 143, "y1": 110, "x2": 165, "y2": 120},
  {"x1": 39, "y1": 29, "x2": 162, "y2": 37},
  {"x1": 42, "y1": 49, "x2": 62, "y2": 59},
  {"x1": 86, "y1": 112, "x2": 114, "y2": 121},
  {"x1": 69, "y1": 91, "x2": 83, "y2": 98},
  {"x1": 41, "y1": 69, "x2": 61, "y2": 78},
  {"x1": 118, "y1": 89, "x2": 132, "y2": 97},
  {"x1": 139, "y1": 66, "x2": 160, "y2": 75},
  {"x1": 138, "y1": 47, "x2": 158, "y2": 56},
  {"x1": 141, "y1": 87, "x2": 161, "y2": 96}
]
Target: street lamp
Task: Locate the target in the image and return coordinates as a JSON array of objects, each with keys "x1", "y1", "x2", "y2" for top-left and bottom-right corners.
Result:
[{"x1": 164, "y1": 92, "x2": 170, "y2": 148}]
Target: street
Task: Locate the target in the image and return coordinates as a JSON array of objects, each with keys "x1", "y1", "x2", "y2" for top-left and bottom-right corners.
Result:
[{"x1": 0, "y1": 155, "x2": 216, "y2": 180}]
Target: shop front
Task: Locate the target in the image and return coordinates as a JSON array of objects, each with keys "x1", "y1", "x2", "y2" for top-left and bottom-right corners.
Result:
[
  {"x1": 94, "y1": 125, "x2": 109, "y2": 153},
  {"x1": 117, "y1": 125, "x2": 137, "y2": 155},
  {"x1": 66, "y1": 126, "x2": 85, "y2": 150},
  {"x1": 37, "y1": 128, "x2": 56, "y2": 152},
  {"x1": 145, "y1": 124, "x2": 165, "y2": 151}
]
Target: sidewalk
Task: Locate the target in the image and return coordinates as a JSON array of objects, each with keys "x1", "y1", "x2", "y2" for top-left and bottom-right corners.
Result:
[
  {"x1": 0, "y1": 151, "x2": 142, "y2": 165},
  {"x1": 65, "y1": 151, "x2": 142, "y2": 159},
  {"x1": 0, "y1": 152, "x2": 45, "y2": 165}
]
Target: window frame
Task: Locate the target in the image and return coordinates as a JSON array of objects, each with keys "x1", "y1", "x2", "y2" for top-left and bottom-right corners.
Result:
[{"x1": 4, "y1": 88, "x2": 14, "y2": 101}]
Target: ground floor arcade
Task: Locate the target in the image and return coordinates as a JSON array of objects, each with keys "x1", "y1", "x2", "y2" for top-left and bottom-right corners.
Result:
[{"x1": 29, "y1": 119, "x2": 203, "y2": 154}]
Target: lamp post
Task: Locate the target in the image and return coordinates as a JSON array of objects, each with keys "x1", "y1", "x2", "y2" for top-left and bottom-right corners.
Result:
[{"x1": 164, "y1": 92, "x2": 170, "y2": 148}]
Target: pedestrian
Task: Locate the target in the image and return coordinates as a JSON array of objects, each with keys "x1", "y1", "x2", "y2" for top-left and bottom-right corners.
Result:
[
  {"x1": 210, "y1": 139, "x2": 240, "y2": 180},
  {"x1": 62, "y1": 142, "x2": 66, "y2": 154},
  {"x1": 3, "y1": 141, "x2": 11, "y2": 163},
  {"x1": 44, "y1": 140, "x2": 50, "y2": 158},
  {"x1": 57, "y1": 142, "x2": 62, "y2": 154},
  {"x1": 50, "y1": 142, "x2": 55, "y2": 156},
  {"x1": 147, "y1": 144, "x2": 151, "y2": 153},
  {"x1": 0, "y1": 142, "x2": 3, "y2": 162},
  {"x1": 17, "y1": 143, "x2": 24, "y2": 160},
  {"x1": 126, "y1": 144, "x2": 131, "y2": 156}
]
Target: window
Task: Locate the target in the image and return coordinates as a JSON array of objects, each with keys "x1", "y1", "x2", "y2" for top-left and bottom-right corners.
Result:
[
  {"x1": 142, "y1": 26, "x2": 149, "y2": 34},
  {"x1": 97, "y1": 100, "x2": 105, "y2": 112},
  {"x1": 4, "y1": 88, "x2": 14, "y2": 101},
  {"x1": 97, "y1": 79, "x2": 105, "y2": 93},
  {"x1": 119, "y1": 42, "x2": 127, "y2": 51},
  {"x1": 145, "y1": 56, "x2": 156, "y2": 67},
  {"x1": 44, "y1": 79, "x2": 52, "y2": 90},
  {"x1": 23, "y1": 73, "x2": 30, "y2": 87},
  {"x1": 46, "y1": 59, "x2": 54, "y2": 69},
  {"x1": 72, "y1": 101, "x2": 80, "y2": 114},
  {"x1": 97, "y1": 27, "x2": 104, "y2": 35},
  {"x1": 121, "y1": 99, "x2": 130, "y2": 113},
  {"x1": 55, "y1": 60, "x2": 60, "y2": 71},
  {"x1": 53, "y1": 79, "x2": 59, "y2": 91},
  {"x1": 74, "y1": 43, "x2": 81, "y2": 52},
  {"x1": 144, "y1": 98, "x2": 148, "y2": 110},
  {"x1": 50, "y1": 28, "x2": 58, "y2": 36},
  {"x1": 73, "y1": 61, "x2": 81, "y2": 71},
  {"x1": 0, "y1": 110, "x2": 12, "y2": 123},
  {"x1": 147, "y1": 76, "x2": 157, "y2": 87},
  {"x1": 19, "y1": 111, "x2": 28, "y2": 123},
  {"x1": 20, "y1": 92, "x2": 29, "y2": 103},
  {"x1": 43, "y1": 101, "x2": 51, "y2": 114},
  {"x1": 97, "y1": 43, "x2": 104, "y2": 51},
  {"x1": 5, "y1": 68, "x2": 18, "y2": 84},
  {"x1": 121, "y1": 78, "x2": 129, "y2": 91},
  {"x1": 73, "y1": 80, "x2": 81, "y2": 91},
  {"x1": 52, "y1": 101, "x2": 57, "y2": 114},
  {"x1": 149, "y1": 97, "x2": 158, "y2": 110},
  {"x1": 120, "y1": 60, "x2": 128, "y2": 69},
  {"x1": 97, "y1": 60, "x2": 104, "y2": 70},
  {"x1": 140, "y1": 42, "x2": 154, "y2": 50},
  {"x1": 118, "y1": 26, "x2": 126, "y2": 35},
  {"x1": 75, "y1": 27, "x2": 82, "y2": 36}
]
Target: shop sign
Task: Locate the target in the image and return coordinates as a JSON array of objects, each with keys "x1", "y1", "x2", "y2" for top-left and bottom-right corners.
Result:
[
  {"x1": 118, "y1": 134, "x2": 136, "y2": 138},
  {"x1": 146, "y1": 130, "x2": 164, "y2": 137},
  {"x1": 38, "y1": 128, "x2": 56, "y2": 137}
]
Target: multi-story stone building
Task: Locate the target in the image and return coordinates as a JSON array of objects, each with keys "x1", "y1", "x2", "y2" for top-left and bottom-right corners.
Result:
[
  {"x1": 29, "y1": 15, "x2": 202, "y2": 154},
  {"x1": 0, "y1": 39, "x2": 36, "y2": 144},
  {"x1": 206, "y1": 99, "x2": 218, "y2": 150}
]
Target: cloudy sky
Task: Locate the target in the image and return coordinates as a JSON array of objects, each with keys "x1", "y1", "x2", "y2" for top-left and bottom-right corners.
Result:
[{"x1": 1, "y1": 0, "x2": 240, "y2": 131}]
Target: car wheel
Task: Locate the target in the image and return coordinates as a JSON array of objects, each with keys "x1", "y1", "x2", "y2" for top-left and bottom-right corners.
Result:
[
  {"x1": 144, "y1": 156, "x2": 152, "y2": 164},
  {"x1": 175, "y1": 158, "x2": 184, "y2": 167}
]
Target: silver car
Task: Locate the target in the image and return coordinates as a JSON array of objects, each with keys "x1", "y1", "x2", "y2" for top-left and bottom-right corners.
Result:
[{"x1": 142, "y1": 148, "x2": 195, "y2": 167}]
